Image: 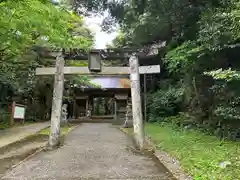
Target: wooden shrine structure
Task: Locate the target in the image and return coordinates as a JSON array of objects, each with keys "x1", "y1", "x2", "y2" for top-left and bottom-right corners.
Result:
[{"x1": 72, "y1": 87, "x2": 131, "y2": 124}]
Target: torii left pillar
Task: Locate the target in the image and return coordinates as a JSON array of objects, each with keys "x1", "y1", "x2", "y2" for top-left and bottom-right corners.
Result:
[{"x1": 49, "y1": 52, "x2": 65, "y2": 148}]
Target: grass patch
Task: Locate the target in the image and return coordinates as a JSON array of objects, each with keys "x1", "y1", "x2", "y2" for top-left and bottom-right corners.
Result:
[
  {"x1": 0, "y1": 123, "x2": 10, "y2": 130},
  {"x1": 145, "y1": 123, "x2": 240, "y2": 180},
  {"x1": 0, "y1": 121, "x2": 41, "y2": 130},
  {"x1": 39, "y1": 124, "x2": 73, "y2": 136}
]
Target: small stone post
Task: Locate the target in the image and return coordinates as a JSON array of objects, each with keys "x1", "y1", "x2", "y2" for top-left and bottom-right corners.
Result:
[
  {"x1": 61, "y1": 104, "x2": 68, "y2": 126},
  {"x1": 114, "y1": 98, "x2": 118, "y2": 121},
  {"x1": 123, "y1": 100, "x2": 133, "y2": 128},
  {"x1": 144, "y1": 74, "x2": 147, "y2": 123}
]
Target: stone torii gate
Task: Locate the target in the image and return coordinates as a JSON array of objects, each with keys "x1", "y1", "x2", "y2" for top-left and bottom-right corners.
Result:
[{"x1": 35, "y1": 48, "x2": 161, "y2": 149}]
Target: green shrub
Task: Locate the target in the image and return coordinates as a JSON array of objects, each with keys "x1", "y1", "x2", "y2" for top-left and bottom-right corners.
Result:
[
  {"x1": 147, "y1": 86, "x2": 184, "y2": 122},
  {"x1": 0, "y1": 109, "x2": 11, "y2": 129}
]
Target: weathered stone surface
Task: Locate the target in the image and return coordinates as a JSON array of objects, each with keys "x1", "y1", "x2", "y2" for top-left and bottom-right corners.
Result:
[
  {"x1": 60, "y1": 104, "x2": 68, "y2": 126},
  {"x1": 36, "y1": 65, "x2": 161, "y2": 75},
  {"x1": 49, "y1": 54, "x2": 64, "y2": 147}
]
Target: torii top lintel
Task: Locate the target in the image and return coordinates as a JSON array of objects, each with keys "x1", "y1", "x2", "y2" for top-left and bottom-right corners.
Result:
[{"x1": 33, "y1": 46, "x2": 159, "y2": 60}]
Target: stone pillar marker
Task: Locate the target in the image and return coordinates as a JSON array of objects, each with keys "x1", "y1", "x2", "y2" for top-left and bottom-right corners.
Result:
[
  {"x1": 49, "y1": 52, "x2": 65, "y2": 148},
  {"x1": 129, "y1": 54, "x2": 144, "y2": 149},
  {"x1": 114, "y1": 98, "x2": 118, "y2": 121},
  {"x1": 86, "y1": 97, "x2": 89, "y2": 116},
  {"x1": 61, "y1": 104, "x2": 68, "y2": 126},
  {"x1": 72, "y1": 97, "x2": 76, "y2": 119},
  {"x1": 143, "y1": 74, "x2": 147, "y2": 123},
  {"x1": 123, "y1": 99, "x2": 133, "y2": 128}
]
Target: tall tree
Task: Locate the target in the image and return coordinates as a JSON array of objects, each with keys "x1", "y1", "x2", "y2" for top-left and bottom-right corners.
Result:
[
  {"x1": 0, "y1": 0, "x2": 94, "y2": 123},
  {"x1": 72, "y1": 0, "x2": 240, "y2": 139}
]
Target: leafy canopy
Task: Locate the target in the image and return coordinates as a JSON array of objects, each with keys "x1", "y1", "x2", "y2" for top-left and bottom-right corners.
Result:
[{"x1": 0, "y1": 0, "x2": 94, "y2": 95}]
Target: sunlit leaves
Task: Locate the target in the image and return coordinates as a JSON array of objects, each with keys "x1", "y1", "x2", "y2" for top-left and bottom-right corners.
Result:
[
  {"x1": 164, "y1": 41, "x2": 203, "y2": 73},
  {"x1": 148, "y1": 86, "x2": 184, "y2": 119},
  {"x1": 198, "y1": 1, "x2": 240, "y2": 51},
  {"x1": 204, "y1": 68, "x2": 240, "y2": 82},
  {"x1": 214, "y1": 106, "x2": 240, "y2": 121},
  {"x1": 0, "y1": 0, "x2": 93, "y2": 60},
  {"x1": 0, "y1": 0, "x2": 94, "y2": 95}
]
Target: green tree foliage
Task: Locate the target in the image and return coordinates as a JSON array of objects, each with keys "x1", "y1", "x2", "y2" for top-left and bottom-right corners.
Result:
[
  {"x1": 72, "y1": 0, "x2": 240, "y2": 140},
  {"x1": 106, "y1": 33, "x2": 130, "y2": 48},
  {"x1": 0, "y1": 0, "x2": 94, "y2": 124},
  {"x1": 0, "y1": 0, "x2": 93, "y2": 90},
  {"x1": 72, "y1": 0, "x2": 229, "y2": 43},
  {"x1": 1, "y1": 0, "x2": 90, "y2": 59},
  {"x1": 198, "y1": 1, "x2": 240, "y2": 51},
  {"x1": 147, "y1": 84, "x2": 184, "y2": 121},
  {"x1": 204, "y1": 68, "x2": 240, "y2": 82}
]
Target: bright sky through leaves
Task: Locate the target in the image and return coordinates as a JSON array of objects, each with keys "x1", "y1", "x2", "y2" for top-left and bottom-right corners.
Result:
[{"x1": 84, "y1": 12, "x2": 118, "y2": 49}]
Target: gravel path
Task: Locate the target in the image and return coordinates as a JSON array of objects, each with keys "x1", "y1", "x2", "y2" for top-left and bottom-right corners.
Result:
[{"x1": 2, "y1": 123, "x2": 174, "y2": 180}]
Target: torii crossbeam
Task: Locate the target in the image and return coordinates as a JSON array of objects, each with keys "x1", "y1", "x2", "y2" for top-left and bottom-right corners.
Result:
[{"x1": 35, "y1": 65, "x2": 160, "y2": 75}]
